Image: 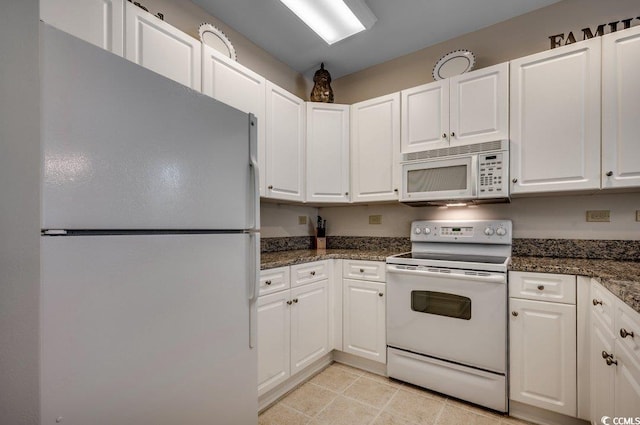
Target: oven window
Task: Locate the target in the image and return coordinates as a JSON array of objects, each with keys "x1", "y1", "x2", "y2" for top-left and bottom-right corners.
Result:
[
  {"x1": 411, "y1": 291, "x2": 471, "y2": 320},
  {"x1": 407, "y1": 165, "x2": 467, "y2": 193}
]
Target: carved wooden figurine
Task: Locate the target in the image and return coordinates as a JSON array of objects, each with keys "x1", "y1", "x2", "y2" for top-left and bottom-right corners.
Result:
[{"x1": 310, "y1": 62, "x2": 334, "y2": 103}]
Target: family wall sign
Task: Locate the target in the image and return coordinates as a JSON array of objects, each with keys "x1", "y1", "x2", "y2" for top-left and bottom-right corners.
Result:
[{"x1": 548, "y1": 15, "x2": 640, "y2": 48}]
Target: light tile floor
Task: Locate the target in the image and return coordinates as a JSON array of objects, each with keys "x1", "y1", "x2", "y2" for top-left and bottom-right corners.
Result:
[{"x1": 259, "y1": 363, "x2": 535, "y2": 425}]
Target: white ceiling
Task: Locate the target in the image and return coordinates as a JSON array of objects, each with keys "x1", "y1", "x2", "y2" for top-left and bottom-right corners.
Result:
[{"x1": 192, "y1": 0, "x2": 562, "y2": 79}]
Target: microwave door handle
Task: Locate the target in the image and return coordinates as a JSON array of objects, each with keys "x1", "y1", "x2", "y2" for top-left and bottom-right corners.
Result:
[{"x1": 471, "y1": 158, "x2": 478, "y2": 197}]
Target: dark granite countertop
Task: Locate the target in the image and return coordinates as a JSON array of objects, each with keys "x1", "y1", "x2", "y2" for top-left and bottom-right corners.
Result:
[{"x1": 261, "y1": 249, "x2": 640, "y2": 314}]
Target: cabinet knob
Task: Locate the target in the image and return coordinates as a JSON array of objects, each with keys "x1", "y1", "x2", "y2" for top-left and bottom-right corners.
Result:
[
  {"x1": 620, "y1": 328, "x2": 635, "y2": 339},
  {"x1": 345, "y1": 192, "x2": 349, "y2": 196},
  {"x1": 592, "y1": 299, "x2": 603, "y2": 306},
  {"x1": 394, "y1": 188, "x2": 399, "y2": 193},
  {"x1": 359, "y1": 268, "x2": 364, "y2": 273},
  {"x1": 512, "y1": 311, "x2": 518, "y2": 317},
  {"x1": 265, "y1": 280, "x2": 272, "y2": 286},
  {"x1": 450, "y1": 132, "x2": 456, "y2": 137},
  {"x1": 442, "y1": 133, "x2": 447, "y2": 139},
  {"x1": 286, "y1": 300, "x2": 292, "y2": 305},
  {"x1": 606, "y1": 171, "x2": 613, "y2": 177},
  {"x1": 310, "y1": 271, "x2": 316, "y2": 276},
  {"x1": 378, "y1": 292, "x2": 384, "y2": 297},
  {"x1": 606, "y1": 357, "x2": 618, "y2": 366},
  {"x1": 292, "y1": 298, "x2": 298, "y2": 303},
  {"x1": 537, "y1": 285, "x2": 544, "y2": 291},
  {"x1": 268, "y1": 185, "x2": 273, "y2": 190},
  {"x1": 512, "y1": 178, "x2": 518, "y2": 183},
  {"x1": 602, "y1": 350, "x2": 611, "y2": 359}
]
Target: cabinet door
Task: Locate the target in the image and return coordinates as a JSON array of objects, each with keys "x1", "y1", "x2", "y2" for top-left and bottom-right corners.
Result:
[
  {"x1": 591, "y1": 310, "x2": 616, "y2": 422},
  {"x1": 401, "y1": 80, "x2": 449, "y2": 153},
  {"x1": 510, "y1": 38, "x2": 600, "y2": 194},
  {"x1": 343, "y1": 279, "x2": 386, "y2": 363},
  {"x1": 450, "y1": 62, "x2": 508, "y2": 146},
  {"x1": 202, "y1": 46, "x2": 266, "y2": 194},
  {"x1": 257, "y1": 291, "x2": 291, "y2": 396},
  {"x1": 351, "y1": 93, "x2": 401, "y2": 202},
  {"x1": 602, "y1": 25, "x2": 640, "y2": 189},
  {"x1": 265, "y1": 81, "x2": 305, "y2": 202},
  {"x1": 614, "y1": 341, "x2": 640, "y2": 417},
  {"x1": 290, "y1": 280, "x2": 329, "y2": 375},
  {"x1": 125, "y1": 2, "x2": 201, "y2": 90},
  {"x1": 510, "y1": 298, "x2": 577, "y2": 416},
  {"x1": 41, "y1": 0, "x2": 124, "y2": 56},
  {"x1": 306, "y1": 103, "x2": 350, "y2": 203}
]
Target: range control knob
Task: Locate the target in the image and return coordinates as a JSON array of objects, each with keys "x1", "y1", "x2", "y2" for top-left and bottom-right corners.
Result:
[
  {"x1": 496, "y1": 227, "x2": 507, "y2": 236},
  {"x1": 484, "y1": 227, "x2": 495, "y2": 236},
  {"x1": 414, "y1": 227, "x2": 422, "y2": 234},
  {"x1": 423, "y1": 227, "x2": 431, "y2": 235}
]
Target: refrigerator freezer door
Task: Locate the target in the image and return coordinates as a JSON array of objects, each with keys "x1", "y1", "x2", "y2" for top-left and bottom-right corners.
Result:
[
  {"x1": 41, "y1": 234, "x2": 258, "y2": 425},
  {"x1": 41, "y1": 24, "x2": 255, "y2": 230}
]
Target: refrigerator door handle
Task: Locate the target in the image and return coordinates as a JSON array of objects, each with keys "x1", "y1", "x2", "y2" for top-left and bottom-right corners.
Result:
[
  {"x1": 248, "y1": 232, "x2": 260, "y2": 348},
  {"x1": 249, "y1": 114, "x2": 260, "y2": 231}
]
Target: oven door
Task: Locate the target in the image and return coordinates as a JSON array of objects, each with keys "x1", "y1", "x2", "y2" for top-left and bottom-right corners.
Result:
[
  {"x1": 400, "y1": 156, "x2": 476, "y2": 202},
  {"x1": 386, "y1": 265, "x2": 506, "y2": 373}
]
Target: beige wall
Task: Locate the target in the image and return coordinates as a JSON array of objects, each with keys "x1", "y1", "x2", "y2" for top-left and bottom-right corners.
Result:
[
  {"x1": 261, "y1": 201, "x2": 319, "y2": 238},
  {"x1": 332, "y1": 0, "x2": 640, "y2": 103},
  {"x1": 144, "y1": 0, "x2": 311, "y2": 98}
]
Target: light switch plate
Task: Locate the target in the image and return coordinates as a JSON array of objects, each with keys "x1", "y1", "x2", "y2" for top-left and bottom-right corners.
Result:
[
  {"x1": 586, "y1": 210, "x2": 610, "y2": 222},
  {"x1": 298, "y1": 216, "x2": 307, "y2": 225},
  {"x1": 369, "y1": 215, "x2": 382, "y2": 225}
]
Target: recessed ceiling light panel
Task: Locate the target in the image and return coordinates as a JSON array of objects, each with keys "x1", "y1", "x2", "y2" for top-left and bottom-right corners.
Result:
[{"x1": 279, "y1": 0, "x2": 375, "y2": 45}]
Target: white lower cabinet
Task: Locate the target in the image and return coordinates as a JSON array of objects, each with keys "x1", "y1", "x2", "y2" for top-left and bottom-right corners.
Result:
[
  {"x1": 342, "y1": 261, "x2": 386, "y2": 363},
  {"x1": 509, "y1": 272, "x2": 577, "y2": 417},
  {"x1": 590, "y1": 278, "x2": 640, "y2": 422},
  {"x1": 257, "y1": 263, "x2": 330, "y2": 396}
]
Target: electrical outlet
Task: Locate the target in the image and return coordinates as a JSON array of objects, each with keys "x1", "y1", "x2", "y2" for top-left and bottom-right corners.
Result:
[
  {"x1": 298, "y1": 216, "x2": 307, "y2": 225},
  {"x1": 636, "y1": 210, "x2": 640, "y2": 222},
  {"x1": 586, "y1": 210, "x2": 610, "y2": 222},
  {"x1": 369, "y1": 215, "x2": 382, "y2": 225}
]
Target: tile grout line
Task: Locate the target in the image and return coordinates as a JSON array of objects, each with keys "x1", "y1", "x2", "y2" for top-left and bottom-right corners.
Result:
[{"x1": 365, "y1": 385, "x2": 401, "y2": 425}]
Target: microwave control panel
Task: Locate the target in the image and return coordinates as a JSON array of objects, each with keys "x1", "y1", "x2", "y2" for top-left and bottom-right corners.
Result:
[{"x1": 478, "y1": 152, "x2": 507, "y2": 197}]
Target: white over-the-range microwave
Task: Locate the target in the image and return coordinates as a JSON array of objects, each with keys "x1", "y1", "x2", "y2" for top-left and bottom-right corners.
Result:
[{"x1": 400, "y1": 140, "x2": 510, "y2": 206}]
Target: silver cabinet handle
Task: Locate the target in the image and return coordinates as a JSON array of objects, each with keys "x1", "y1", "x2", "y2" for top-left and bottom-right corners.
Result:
[
  {"x1": 378, "y1": 292, "x2": 384, "y2": 297},
  {"x1": 620, "y1": 328, "x2": 635, "y2": 338},
  {"x1": 606, "y1": 171, "x2": 613, "y2": 177},
  {"x1": 265, "y1": 280, "x2": 272, "y2": 286},
  {"x1": 512, "y1": 311, "x2": 518, "y2": 317},
  {"x1": 537, "y1": 285, "x2": 544, "y2": 290},
  {"x1": 593, "y1": 299, "x2": 603, "y2": 306}
]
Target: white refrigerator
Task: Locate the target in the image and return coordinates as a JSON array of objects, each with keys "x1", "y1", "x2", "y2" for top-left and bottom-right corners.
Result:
[{"x1": 40, "y1": 24, "x2": 260, "y2": 425}]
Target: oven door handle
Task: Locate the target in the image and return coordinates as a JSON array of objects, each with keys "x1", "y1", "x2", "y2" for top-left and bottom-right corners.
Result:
[{"x1": 386, "y1": 265, "x2": 506, "y2": 283}]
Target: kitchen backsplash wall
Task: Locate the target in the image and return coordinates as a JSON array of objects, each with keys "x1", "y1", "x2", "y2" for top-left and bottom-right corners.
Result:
[
  {"x1": 260, "y1": 202, "x2": 318, "y2": 238},
  {"x1": 314, "y1": 192, "x2": 640, "y2": 240}
]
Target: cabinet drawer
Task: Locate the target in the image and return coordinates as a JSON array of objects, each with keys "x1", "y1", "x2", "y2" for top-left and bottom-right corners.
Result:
[
  {"x1": 509, "y1": 271, "x2": 576, "y2": 304},
  {"x1": 259, "y1": 267, "x2": 290, "y2": 296},
  {"x1": 616, "y1": 300, "x2": 640, "y2": 364},
  {"x1": 591, "y1": 279, "x2": 616, "y2": 333},
  {"x1": 291, "y1": 261, "x2": 329, "y2": 287},
  {"x1": 343, "y1": 260, "x2": 386, "y2": 282}
]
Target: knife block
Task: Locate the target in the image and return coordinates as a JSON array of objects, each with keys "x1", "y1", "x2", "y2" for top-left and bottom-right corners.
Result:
[{"x1": 315, "y1": 237, "x2": 326, "y2": 250}]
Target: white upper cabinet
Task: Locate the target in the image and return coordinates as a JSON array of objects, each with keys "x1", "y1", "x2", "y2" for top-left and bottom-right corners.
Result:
[
  {"x1": 201, "y1": 47, "x2": 266, "y2": 194},
  {"x1": 401, "y1": 62, "x2": 508, "y2": 153},
  {"x1": 602, "y1": 25, "x2": 640, "y2": 190},
  {"x1": 351, "y1": 93, "x2": 401, "y2": 202},
  {"x1": 401, "y1": 79, "x2": 449, "y2": 152},
  {"x1": 306, "y1": 103, "x2": 350, "y2": 203},
  {"x1": 510, "y1": 38, "x2": 601, "y2": 195},
  {"x1": 125, "y1": 2, "x2": 202, "y2": 90},
  {"x1": 265, "y1": 81, "x2": 305, "y2": 202},
  {"x1": 40, "y1": 0, "x2": 124, "y2": 56}
]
